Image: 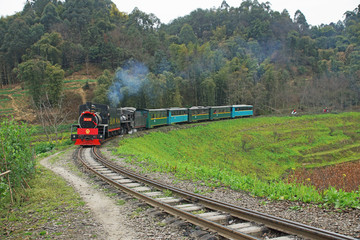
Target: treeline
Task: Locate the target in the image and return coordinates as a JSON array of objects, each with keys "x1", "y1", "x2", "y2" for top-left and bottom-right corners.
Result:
[{"x1": 1, "y1": 0, "x2": 360, "y2": 113}]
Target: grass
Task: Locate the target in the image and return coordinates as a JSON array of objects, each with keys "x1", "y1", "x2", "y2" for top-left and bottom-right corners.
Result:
[
  {"x1": 115, "y1": 112, "x2": 360, "y2": 208},
  {"x1": 0, "y1": 164, "x2": 90, "y2": 239}
]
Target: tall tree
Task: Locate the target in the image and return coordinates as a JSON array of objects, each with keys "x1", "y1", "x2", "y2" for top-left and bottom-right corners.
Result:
[{"x1": 15, "y1": 59, "x2": 64, "y2": 106}]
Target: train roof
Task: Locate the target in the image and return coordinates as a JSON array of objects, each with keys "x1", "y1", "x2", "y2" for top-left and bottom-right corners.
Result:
[
  {"x1": 189, "y1": 106, "x2": 210, "y2": 109},
  {"x1": 210, "y1": 105, "x2": 232, "y2": 109},
  {"x1": 231, "y1": 104, "x2": 253, "y2": 108},
  {"x1": 143, "y1": 108, "x2": 168, "y2": 112},
  {"x1": 168, "y1": 107, "x2": 188, "y2": 111}
]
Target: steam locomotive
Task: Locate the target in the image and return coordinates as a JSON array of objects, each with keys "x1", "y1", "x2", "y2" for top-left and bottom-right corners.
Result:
[{"x1": 71, "y1": 102, "x2": 253, "y2": 146}]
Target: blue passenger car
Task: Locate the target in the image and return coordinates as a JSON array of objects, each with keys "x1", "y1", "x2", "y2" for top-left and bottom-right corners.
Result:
[
  {"x1": 167, "y1": 108, "x2": 188, "y2": 124},
  {"x1": 231, "y1": 105, "x2": 253, "y2": 118}
]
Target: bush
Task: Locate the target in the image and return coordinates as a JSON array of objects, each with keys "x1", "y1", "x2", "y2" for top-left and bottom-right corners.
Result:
[
  {"x1": 34, "y1": 142, "x2": 55, "y2": 154},
  {"x1": 0, "y1": 119, "x2": 35, "y2": 202}
]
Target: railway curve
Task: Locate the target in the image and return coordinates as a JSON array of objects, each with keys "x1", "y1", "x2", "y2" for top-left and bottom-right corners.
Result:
[{"x1": 75, "y1": 146, "x2": 357, "y2": 240}]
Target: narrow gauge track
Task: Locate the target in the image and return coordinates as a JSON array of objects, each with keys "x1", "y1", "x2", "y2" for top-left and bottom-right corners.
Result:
[{"x1": 76, "y1": 146, "x2": 357, "y2": 240}]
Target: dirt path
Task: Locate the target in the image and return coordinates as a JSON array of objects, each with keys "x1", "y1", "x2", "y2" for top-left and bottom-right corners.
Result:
[{"x1": 40, "y1": 150, "x2": 138, "y2": 240}]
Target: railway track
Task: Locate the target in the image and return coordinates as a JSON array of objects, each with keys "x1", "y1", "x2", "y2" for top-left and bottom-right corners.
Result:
[{"x1": 76, "y1": 146, "x2": 357, "y2": 240}]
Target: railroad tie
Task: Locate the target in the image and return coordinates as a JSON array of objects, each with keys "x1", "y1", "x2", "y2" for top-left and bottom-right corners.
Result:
[
  {"x1": 109, "y1": 175, "x2": 126, "y2": 180},
  {"x1": 98, "y1": 170, "x2": 113, "y2": 174},
  {"x1": 175, "y1": 204, "x2": 204, "y2": 212},
  {"x1": 91, "y1": 166, "x2": 107, "y2": 170},
  {"x1": 133, "y1": 186, "x2": 152, "y2": 192},
  {"x1": 197, "y1": 212, "x2": 229, "y2": 224},
  {"x1": 229, "y1": 222, "x2": 267, "y2": 238},
  {"x1": 156, "y1": 197, "x2": 182, "y2": 204},
  {"x1": 116, "y1": 179, "x2": 133, "y2": 184},
  {"x1": 268, "y1": 236, "x2": 296, "y2": 240},
  {"x1": 122, "y1": 183, "x2": 142, "y2": 188},
  {"x1": 144, "y1": 191, "x2": 163, "y2": 197}
]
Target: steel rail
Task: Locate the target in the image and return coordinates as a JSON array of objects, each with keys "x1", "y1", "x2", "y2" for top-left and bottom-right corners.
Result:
[
  {"x1": 77, "y1": 147, "x2": 258, "y2": 240},
  {"x1": 91, "y1": 147, "x2": 357, "y2": 240}
]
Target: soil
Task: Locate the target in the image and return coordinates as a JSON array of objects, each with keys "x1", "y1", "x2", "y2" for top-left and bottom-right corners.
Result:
[{"x1": 289, "y1": 160, "x2": 360, "y2": 192}]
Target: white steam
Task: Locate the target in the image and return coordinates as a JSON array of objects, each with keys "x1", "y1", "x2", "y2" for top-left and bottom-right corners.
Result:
[{"x1": 108, "y1": 60, "x2": 149, "y2": 107}]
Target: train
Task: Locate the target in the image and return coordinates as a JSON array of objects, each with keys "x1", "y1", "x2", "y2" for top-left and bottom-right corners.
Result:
[{"x1": 71, "y1": 102, "x2": 253, "y2": 146}]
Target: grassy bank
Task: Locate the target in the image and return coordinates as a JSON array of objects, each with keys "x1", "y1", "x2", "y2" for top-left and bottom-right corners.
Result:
[
  {"x1": 0, "y1": 151, "x2": 95, "y2": 239},
  {"x1": 115, "y1": 112, "x2": 360, "y2": 208}
]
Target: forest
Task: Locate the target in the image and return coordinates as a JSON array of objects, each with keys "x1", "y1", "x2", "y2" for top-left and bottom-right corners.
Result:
[{"x1": 1, "y1": 0, "x2": 360, "y2": 114}]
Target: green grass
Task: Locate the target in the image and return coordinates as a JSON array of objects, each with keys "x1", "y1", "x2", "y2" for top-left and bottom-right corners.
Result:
[
  {"x1": 115, "y1": 112, "x2": 360, "y2": 208},
  {"x1": 0, "y1": 164, "x2": 88, "y2": 239}
]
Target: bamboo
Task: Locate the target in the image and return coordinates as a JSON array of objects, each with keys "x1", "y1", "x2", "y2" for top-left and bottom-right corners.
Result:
[
  {"x1": 0, "y1": 170, "x2": 11, "y2": 177},
  {"x1": 7, "y1": 174, "x2": 13, "y2": 204},
  {"x1": 22, "y1": 177, "x2": 31, "y2": 189}
]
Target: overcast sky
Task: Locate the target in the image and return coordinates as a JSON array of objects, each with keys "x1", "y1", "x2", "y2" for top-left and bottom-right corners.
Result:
[{"x1": 0, "y1": 0, "x2": 358, "y2": 26}]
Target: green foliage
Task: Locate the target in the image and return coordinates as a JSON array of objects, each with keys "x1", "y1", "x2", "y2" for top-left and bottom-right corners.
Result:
[
  {"x1": 115, "y1": 112, "x2": 360, "y2": 208},
  {"x1": 23, "y1": 32, "x2": 63, "y2": 65},
  {"x1": 34, "y1": 142, "x2": 55, "y2": 154},
  {"x1": 0, "y1": 0, "x2": 359, "y2": 111},
  {"x1": 0, "y1": 119, "x2": 34, "y2": 201},
  {"x1": 15, "y1": 59, "x2": 64, "y2": 106}
]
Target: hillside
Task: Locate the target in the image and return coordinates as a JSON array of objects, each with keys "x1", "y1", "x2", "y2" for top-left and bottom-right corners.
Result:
[
  {"x1": 0, "y1": 65, "x2": 102, "y2": 122},
  {"x1": 0, "y1": 0, "x2": 359, "y2": 115},
  {"x1": 114, "y1": 112, "x2": 360, "y2": 206}
]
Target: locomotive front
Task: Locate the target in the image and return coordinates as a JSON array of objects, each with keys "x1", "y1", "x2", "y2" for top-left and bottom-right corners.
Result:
[{"x1": 71, "y1": 102, "x2": 108, "y2": 146}]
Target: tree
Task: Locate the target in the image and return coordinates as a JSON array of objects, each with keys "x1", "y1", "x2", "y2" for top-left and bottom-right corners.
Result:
[
  {"x1": 294, "y1": 10, "x2": 309, "y2": 33},
  {"x1": 40, "y1": 2, "x2": 61, "y2": 31},
  {"x1": 15, "y1": 59, "x2": 64, "y2": 106},
  {"x1": 179, "y1": 24, "x2": 197, "y2": 44},
  {"x1": 24, "y1": 32, "x2": 63, "y2": 65},
  {"x1": 200, "y1": 77, "x2": 216, "y2": 105},
  {"x1": 93, "y1": 70, "x2": 114, "y2": 104}
]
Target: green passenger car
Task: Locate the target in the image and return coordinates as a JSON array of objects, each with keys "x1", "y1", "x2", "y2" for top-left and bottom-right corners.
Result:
[
  {"x1": 209, "y1": 106, "x2": 231, "y2": 120},
  {"x1": 188, "y1": 106, "x2": 210, "y2": 122},
  {"x1": 145, "y1": 109, "x2": 168, "y2": 128}
]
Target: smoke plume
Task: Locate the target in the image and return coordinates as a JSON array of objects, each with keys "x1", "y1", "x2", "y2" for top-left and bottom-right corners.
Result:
[{"x1": 108, "y1": 60, "x2": 149, "y2": 107}]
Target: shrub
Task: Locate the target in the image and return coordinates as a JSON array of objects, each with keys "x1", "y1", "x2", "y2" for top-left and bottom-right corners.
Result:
[{"x1": 0, "y1": 119, "x2": 35, "y2": 203}]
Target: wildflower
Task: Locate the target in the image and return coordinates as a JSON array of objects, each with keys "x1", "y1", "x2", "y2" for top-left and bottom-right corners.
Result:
[
  {"x1": 306, "y1": 178, "x2": 311, "y2": 181},
  {"x1": 342, "y1": 174, "x2": 346, "y2": 177}
]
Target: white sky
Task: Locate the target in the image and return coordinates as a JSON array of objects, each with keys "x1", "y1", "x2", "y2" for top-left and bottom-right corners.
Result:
[{"x1": 0, "y1": 0, "x2": 358, "y2": 26}]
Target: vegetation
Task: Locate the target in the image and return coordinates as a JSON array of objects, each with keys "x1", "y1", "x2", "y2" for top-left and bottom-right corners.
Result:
[
  {"x1": 0, "y1": 0, "x2": 359, "y2": 113},
  {"x1": 115, "y1": 112, "x2": 360, "y2": 208},
  {"x1": 0, "y1": 119, "x2": 34, "y2": 204},
  {"x1": 0, "y1": 164, "x2": 91, "y2": 239}
]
